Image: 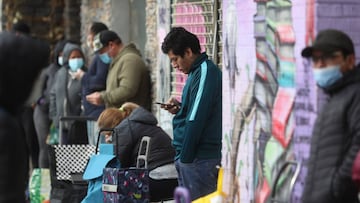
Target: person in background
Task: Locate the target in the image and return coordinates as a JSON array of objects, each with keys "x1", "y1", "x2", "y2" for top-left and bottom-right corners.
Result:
[
  {"x1": 86, "y1": 30, "x2": 151, "y2": 111},
  {"x1": 49, "y1": 42, "x2": 86, "y2": 144},
  {"x1": 97, "y1": 102, "x2": 178, "y2": 201},
  {"x1": 301, "y1": 29, "x2": 360, "y2": 203},
  {"x1": 160, "y1": 27, "x2": 222, "y2": 200},
  {"x1": 82, "y1": 22, "x2": 109, "y2": 119},
  {"x1": 33, "y1": 39, "x2": 68, "y2": 168},
  {"x1": 0, "y1": 31, "x2": 49, "y2": 202},
  {"x1": 11, "y1": 21, "x2": 41, "y2": 170},
  {"x1": 11, "y1": 21, "x2": 31, "y2": 35}
]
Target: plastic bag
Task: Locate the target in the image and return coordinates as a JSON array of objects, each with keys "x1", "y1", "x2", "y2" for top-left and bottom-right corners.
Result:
[
  {"x1": 46, "y1": 122, "x2": 59, "y2": 145},
  {"x1": 29, "y1": 168, "x2": 51, "y2": 203}
]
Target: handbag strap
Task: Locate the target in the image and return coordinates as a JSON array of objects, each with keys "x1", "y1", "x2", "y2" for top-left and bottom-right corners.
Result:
[
  {"x1": 136, "y1": 136, "x2": 151, "y2": 168},
  {"x1": 96, "y1": 128, "x2": 117, "y2": 154}
]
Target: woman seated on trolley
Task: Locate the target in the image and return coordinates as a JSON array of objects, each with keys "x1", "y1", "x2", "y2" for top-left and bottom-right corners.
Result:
[{"x1": 97, "y1": 102, "x2": 178, "y2": 201}]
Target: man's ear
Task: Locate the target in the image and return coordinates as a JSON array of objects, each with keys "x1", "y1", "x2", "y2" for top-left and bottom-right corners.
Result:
[
  {"x1": 346, "y1": 54, "x2": 356, "y2": 70},
  {"x1": 184, "y1": 47, "x2": 193, "y2": 57}
]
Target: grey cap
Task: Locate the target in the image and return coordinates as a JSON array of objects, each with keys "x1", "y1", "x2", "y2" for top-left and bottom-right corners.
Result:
[{"x1": 93, "y1": 30, "x2": 121, "y2": 53}]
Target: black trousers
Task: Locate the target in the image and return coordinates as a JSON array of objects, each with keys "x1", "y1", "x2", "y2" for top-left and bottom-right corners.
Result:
[
  {"x1": 21, "y1": 106, "x2": 39, "y2": 169},
  {"x1": 149, "y1": 178, "x2": 178, "y2": 202}
]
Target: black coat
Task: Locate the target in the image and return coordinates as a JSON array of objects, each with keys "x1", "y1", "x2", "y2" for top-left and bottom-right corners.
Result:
[
  {"x1": 0, "y1": 108, "x2": 28, "y2": 203},
  {"x1": 0, "y1": 32, "x2": 49, "y2": 202},
  {"x1": 114, "y1": 107, "x2": 175, "y2": 170},
  {"x1": 302, "y1": 65, "x2": 360, "y2": 203}
]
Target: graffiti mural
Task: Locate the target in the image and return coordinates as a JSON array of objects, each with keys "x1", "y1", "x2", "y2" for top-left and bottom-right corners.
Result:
[
  {"x1": 156, "y1": 0, "x2": 173, "y2": 135},
  {"x1": 222, "y1": 0, "x2": 313, "y2": 202}
]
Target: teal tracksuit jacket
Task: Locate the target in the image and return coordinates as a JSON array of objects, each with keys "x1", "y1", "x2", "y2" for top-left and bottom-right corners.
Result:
[{"x1": 172, "y1": 53, "x2": 222, "y2": 163}]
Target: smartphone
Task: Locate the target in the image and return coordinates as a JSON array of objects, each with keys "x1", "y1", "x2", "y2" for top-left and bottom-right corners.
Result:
[
  {"x1": 155, "y1": 102, "x2": 166, "y2": 105},
  {"x1": 155, "y1": 102, "x2": 175, "y2": 108}
]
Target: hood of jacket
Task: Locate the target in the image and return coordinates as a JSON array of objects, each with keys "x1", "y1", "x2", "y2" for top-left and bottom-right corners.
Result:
[
  {"x1": 324, "y1": 63, "x2": 360, "y2": 94},
  {"x1": 53, "y1": 39, "x2": 68, "y2": 66},
  {"x1": 62, "y1": 42, "x2": 85, "y2": 66},
  {"x1": 127, "y1": 107, "x2": 157, "y2": 125}
]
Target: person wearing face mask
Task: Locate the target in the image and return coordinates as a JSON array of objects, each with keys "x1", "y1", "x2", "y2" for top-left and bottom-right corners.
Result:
[
  {"x1": 49, "y1": 42, "x2": 86, "y2": 144},
  {"x1": 86, "y1": 30, "x2": 151, "y2": 111},
  {"x1": 301, "y1": 29, "x2": 360, "y2": 203},
  {"x1": 81, "y1": 22, "x2": 109, "y2": 119},
  {"x1": 33, "y1": 39, "x2": 68, "y2": 168}
]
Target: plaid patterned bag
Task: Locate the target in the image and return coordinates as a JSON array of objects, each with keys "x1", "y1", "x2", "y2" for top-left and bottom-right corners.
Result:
[{"x1": 102, "y1": 168, "x2": 150, "y2": 203}]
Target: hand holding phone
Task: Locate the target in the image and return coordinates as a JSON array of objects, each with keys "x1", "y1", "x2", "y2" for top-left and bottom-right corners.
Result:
[
  {"x1": 156, "y1": 98, "x2": 181, "y2": 114},
  {"x1": 155, "y1": 102, "x2": 175, "y2": 108}
]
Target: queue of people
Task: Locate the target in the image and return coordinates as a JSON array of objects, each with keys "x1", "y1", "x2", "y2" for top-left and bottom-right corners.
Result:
[{"x1": 4, "y1": 18, "x2": 360, "y2": 203}]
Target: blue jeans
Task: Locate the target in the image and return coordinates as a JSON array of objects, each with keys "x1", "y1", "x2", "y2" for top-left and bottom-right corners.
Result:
[{"x1": 175, "y1": 158, "x2": 220, "y2": 200}]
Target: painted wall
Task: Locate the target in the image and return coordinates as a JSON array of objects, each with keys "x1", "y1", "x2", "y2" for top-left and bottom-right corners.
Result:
[
  {"x1": 154, "y1": 0, "x2": 173, "y2": 136},
  {"x1": 221, "y1": 0, "x2": 360, "y2": 202}
]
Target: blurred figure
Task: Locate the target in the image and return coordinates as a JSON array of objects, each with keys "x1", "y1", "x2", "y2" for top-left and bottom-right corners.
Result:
[
  {"x1": 49, "y1": 43, "x2": 86, "y2": 144},
  {"x1": 33, "y1": 39, "x2": 68, "y2": 168},
  {"x1": 301, "y1": 29, "x2": 360, "y2": 203},
  {"x1": 11, "y1": 21, "x2": 31, "y2": 35},
  {"x1": 97, "y1": 102, "x2": 177, "y2": 201},
  {"x1": 82, "y1": 22, "x2": 109, "y2": 119},
  {"x1": 11, "y1": 21, "x2": 40, "y2": 170},
  {"x1": 86, "y1": 30, "x2": 151, "y2": 111},
  {"x1": 0, "y1": 31, "x2": 49, "y2": 202}
]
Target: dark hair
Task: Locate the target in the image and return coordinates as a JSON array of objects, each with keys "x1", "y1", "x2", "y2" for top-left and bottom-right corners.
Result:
[
  {"x1": 161, "y1": 27, "x2": 201, "y2": 57},
  {"x1": 90, "y1": 22, "x2": 108, "y2": 35},
  {"x1": 12, "y1": 21, "x2": 31, "y2": 35}
]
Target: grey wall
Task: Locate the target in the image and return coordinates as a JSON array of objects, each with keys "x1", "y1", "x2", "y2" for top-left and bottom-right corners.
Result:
[{"x1": 111, "y1": 0, "x2": 146, "y2": 56}]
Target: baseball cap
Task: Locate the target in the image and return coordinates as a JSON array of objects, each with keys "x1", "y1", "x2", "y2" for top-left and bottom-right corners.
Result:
[
  {"x1": 92, "y1": 30, "x2": 121, "y2": 53},
  {"x1": 301, "y1": 29, "x2": 354, "y2": 57}
]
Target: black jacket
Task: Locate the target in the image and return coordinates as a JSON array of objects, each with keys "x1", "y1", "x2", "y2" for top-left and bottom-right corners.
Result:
[
  {"x1": 302, "y1": 65, "x2": 360, "y2": 203},
  {"x1": 114, "y1": 107, "x2": 175, "y2": 170},
  {"x1": 0, "y1": 32, "x2": 49, "y2": 203}
]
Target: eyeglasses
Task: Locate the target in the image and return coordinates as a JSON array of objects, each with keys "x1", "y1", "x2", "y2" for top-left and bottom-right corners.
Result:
[{"x1": 311, "y1": 51, "x2": 343, "y2": 64}]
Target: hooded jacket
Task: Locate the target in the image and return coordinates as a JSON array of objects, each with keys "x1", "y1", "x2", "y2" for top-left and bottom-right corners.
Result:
[
  {"x1": 114, "y1": 107, "x2": 175, "y2": 170},
  {"x1": 49, "y1": 43, "x2": 85, "y2": 128},
  {"x1": 100, "y1": 43, "x2": 151, "y2": 110},
  {"x1": 35, "y1": 40, "x2": 67, "y2": 111},
  {"x1": 302, "y1": 64, "x2": 360, "y2": 203}
]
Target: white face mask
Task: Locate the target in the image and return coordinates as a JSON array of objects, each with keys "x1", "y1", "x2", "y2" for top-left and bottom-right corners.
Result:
[
  {"x1": 58, "y1": 56, "x2": 64, "y2": 66},
  {"x1": 68, "y1": 58, "x2": 84, "y2": 72}
]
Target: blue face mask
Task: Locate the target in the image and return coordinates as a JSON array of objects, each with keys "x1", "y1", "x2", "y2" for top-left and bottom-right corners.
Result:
[
  {"x1": 99, "y1": 52, "x2": 112, "y2": 64},
  {"x1": 58, "y1": 56, "x2": 64, "y2": 66},
  {"x1": 68, "y1": 58, "x2": 84, "y2": 72},
  {"x1": 313, "y1": 65, "x2": 343, "y2": 88}
]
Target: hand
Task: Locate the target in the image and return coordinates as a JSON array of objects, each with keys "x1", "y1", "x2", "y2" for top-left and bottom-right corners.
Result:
[
  {"x1": 74, "y1": 69, "x2": 85, "y2": 80},
  {"x1": 105, "y1": 134, "x2": 112, "y2": 143},
  {"x1": 86, "y1": 92, "x2": 103, "y2": 105},
  {"x1": 160, "y1": 97, "x2": 181, "y2": 114}
]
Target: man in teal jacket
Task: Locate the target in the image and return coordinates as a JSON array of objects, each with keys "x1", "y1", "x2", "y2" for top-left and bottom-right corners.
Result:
[{"x1": 161, "y1": 27, "x2": 222, "y2": 200}]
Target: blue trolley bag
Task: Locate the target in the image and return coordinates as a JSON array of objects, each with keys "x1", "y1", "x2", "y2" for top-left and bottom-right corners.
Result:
[{"x1": 81, "y1": 128, "x2": 120, "y2": 203}]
